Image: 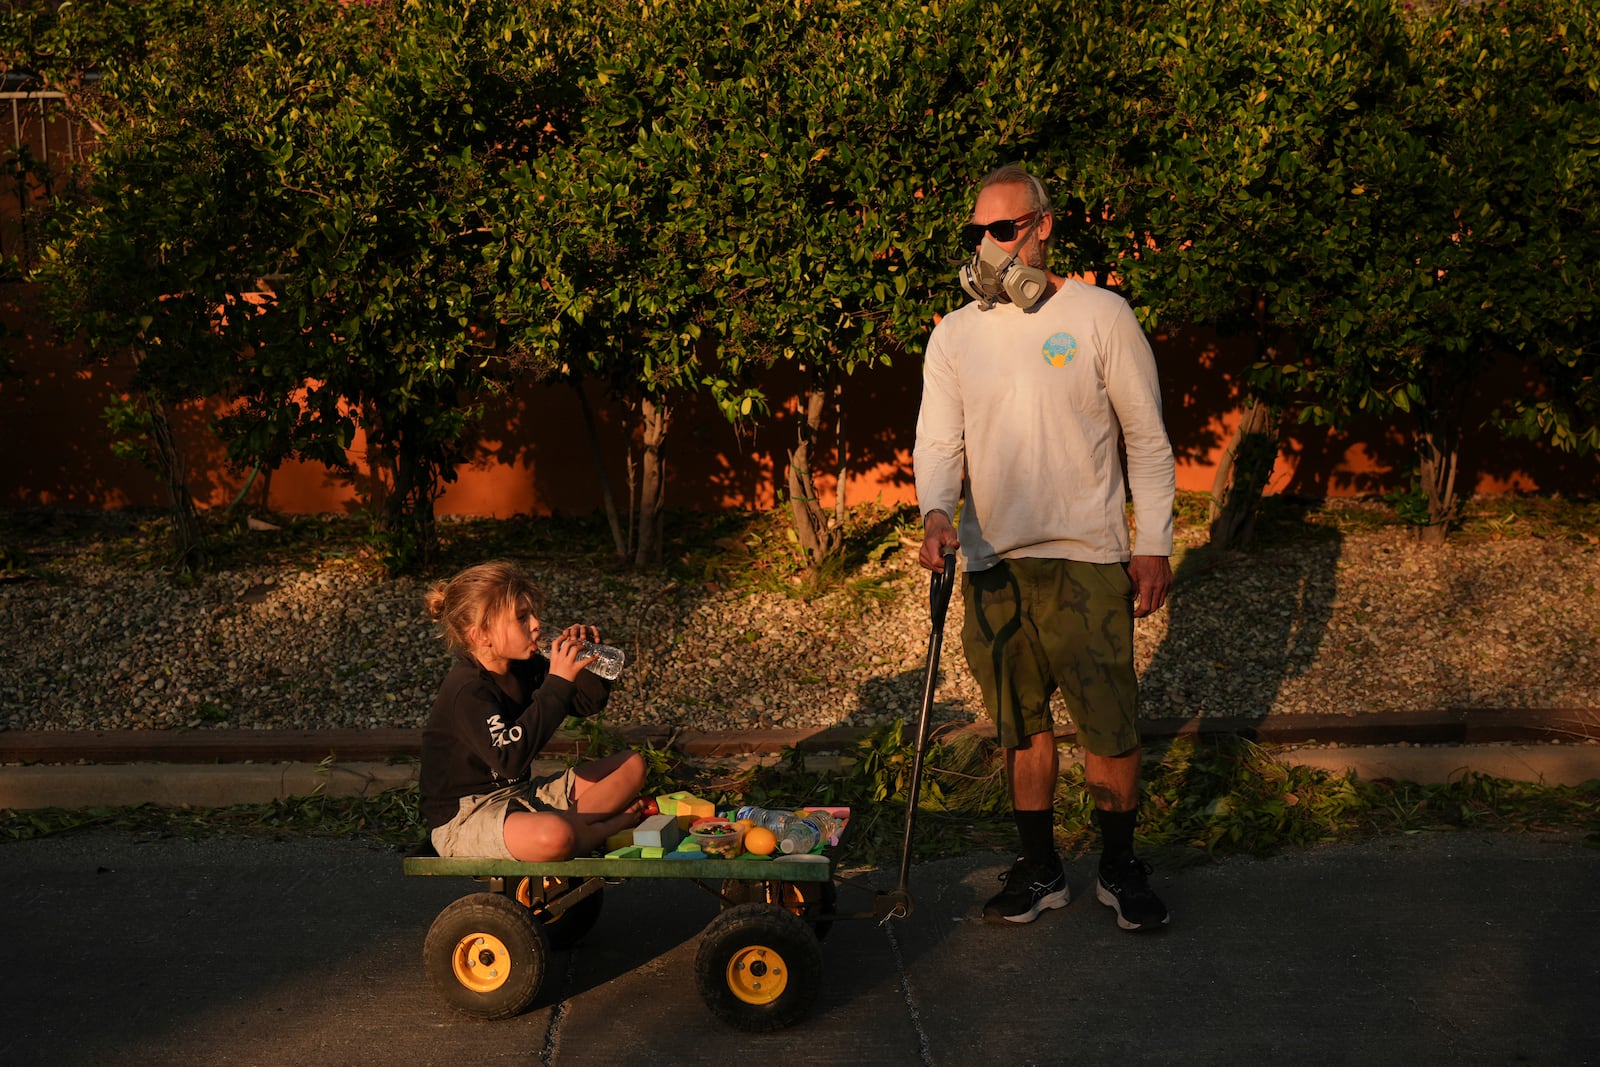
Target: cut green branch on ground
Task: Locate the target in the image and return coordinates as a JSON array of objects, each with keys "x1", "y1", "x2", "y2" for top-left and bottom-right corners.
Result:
[{"x1": 6, "y1": 728, "x2": 1596, "y2": 862}]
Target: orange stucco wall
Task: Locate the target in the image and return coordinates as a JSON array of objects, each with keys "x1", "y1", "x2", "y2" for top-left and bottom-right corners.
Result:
[{"x1": 1, "y1": 283, "x2": 1589, "y2": 517}]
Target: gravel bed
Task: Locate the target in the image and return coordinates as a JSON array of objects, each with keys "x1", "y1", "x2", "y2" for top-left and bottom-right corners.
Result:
[{"x1": 1, "y1": 521, "x2": 1596, "y2": 735}]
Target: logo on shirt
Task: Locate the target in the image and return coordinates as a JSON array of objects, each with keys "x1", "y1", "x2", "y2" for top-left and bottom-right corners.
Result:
[
  {"x1": 1042, "y1": 332, "x2": 1078, "y2": 367},
  {"x1": 487, "y1": 713, "x2": 523, "y2": 748}
]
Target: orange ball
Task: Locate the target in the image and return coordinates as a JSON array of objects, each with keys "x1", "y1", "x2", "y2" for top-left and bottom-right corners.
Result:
[{"x1": 744, "y1": 826, "x2": 777, "y2": 856}]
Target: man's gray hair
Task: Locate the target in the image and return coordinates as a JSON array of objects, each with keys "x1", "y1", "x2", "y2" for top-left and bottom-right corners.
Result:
[{"x1": 979, "y1": 163, "x2": 1052, "y2": 218}]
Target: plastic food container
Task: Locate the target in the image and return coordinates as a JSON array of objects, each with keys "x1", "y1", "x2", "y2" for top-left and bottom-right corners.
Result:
[{"x1": 688, "y1": 817, "x2": 746, "y2": 858}]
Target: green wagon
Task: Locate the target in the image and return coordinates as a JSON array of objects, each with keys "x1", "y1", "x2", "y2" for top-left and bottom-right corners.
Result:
[{"x1": 404, "y1": 554, "x2": 957, "y2": 1032}]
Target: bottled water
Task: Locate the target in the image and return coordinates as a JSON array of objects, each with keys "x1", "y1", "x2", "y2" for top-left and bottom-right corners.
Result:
[
  {"x1": 573, "y1": 640, "x2": 626, "y2": 680},
  {"x1": 779, "y1": 810, "x2": 842, "y2": 854},
  {"x1": 734, "y1": 805, "x2": 795, "y2": 834},
  {"x1": 777, "y1": 819, "x2": 819, "y2": 854},
  {"x1": 795, "y1": 809, "x2": 840, "y2": 846},
  {"x1": 735, "y1": 806, "x2": 840, "y2": 853}
]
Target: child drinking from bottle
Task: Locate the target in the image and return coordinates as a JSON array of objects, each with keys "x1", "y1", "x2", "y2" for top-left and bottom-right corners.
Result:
[{"x1": 419, "y1": 560, "x2": 647, "y2": 860}]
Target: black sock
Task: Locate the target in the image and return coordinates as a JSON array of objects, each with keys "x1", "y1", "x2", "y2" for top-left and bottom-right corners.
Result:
[
  {"x1": 1014, "y1": 809, "x2": 1056, "y2": 869},
  {"x1": 1095, "y1": 808, "x2": 1137, "y2": 870}
]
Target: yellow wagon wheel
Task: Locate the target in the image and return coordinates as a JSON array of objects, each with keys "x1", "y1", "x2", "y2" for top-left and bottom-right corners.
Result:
[
  {"x1": 449, "y1": 930, "x2": 513, "y2": 993},
  {"x1": 423, "y1": 893, "x2": 548, "y2": 1020},
  {"x1": 694, "y1": 903, "x2": 823, "y2": 1031},
  {"x1": 723, "y1": 942, "x2": 791, "y2": 1004}
]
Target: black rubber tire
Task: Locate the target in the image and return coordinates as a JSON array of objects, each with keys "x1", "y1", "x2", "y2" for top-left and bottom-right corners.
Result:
[
  {"x1": 423, "y1": 892, "x2": 548, "y2": 1020},
  {"x1": 718, "y1": 878, "x2": 837, "y2": 942},
  {"x1": 694, "y1": 903, "x2": 824, "y2": 1032},
  {"x1": 529, "y1": 885, "x2": 604, "y2": 951}
]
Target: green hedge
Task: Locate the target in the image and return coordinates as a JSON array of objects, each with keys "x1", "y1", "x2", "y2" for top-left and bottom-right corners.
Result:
[{"x1": 6, "y1": 0, "x2": 1595, "y2": 567}]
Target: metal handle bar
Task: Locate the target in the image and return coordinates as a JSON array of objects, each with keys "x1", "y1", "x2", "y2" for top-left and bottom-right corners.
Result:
[{"x1": 890, "y1": 552, "x2": 957, "y2": 911}]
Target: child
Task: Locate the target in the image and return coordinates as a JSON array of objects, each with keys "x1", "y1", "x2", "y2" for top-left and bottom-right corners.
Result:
[{"x1": 419, "y1": 559, "x2": 647, "y2": 860}]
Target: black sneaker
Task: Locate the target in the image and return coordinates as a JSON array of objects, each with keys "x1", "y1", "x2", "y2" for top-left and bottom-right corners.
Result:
[
  {"x1": 1096, "y1": 854, "x2": 1170, "y2": 931},
  {"x1": 982, "y1": 855, "x2": 1070, "y2": 924}
]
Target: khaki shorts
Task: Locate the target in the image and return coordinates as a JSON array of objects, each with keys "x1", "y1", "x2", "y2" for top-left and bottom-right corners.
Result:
[
  {"x1": 430, "y1": 768, "x2": 577, "y2": 860},
  {"x1": 961, "y1": 557, "x2": 1139, "y2": 757}
]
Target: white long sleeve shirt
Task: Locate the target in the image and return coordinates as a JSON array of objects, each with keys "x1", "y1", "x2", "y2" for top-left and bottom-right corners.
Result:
[{"x1": 913, "y1": 279, "x2": 1176, "y2": 572}]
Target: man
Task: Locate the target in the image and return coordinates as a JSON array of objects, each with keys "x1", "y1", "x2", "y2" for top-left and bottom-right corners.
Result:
[{"x1": 913, "y1": 163, "x2": 1176, "y2": 930}]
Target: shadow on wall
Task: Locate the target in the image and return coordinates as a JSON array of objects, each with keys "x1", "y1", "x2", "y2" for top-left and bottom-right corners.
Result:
[
  {"x1": 1152, "y1": 322, "x2": 1594, "y2": 500},
  {"x1": 1149, "y1": 325, "x2": 1239, "y2": 481},
  {"x1": 0, "y1": 291, "x2": 226, "y2": 510},
  {"x1": 2, "y1": 281, "x2": 1591, "y2": 517}
]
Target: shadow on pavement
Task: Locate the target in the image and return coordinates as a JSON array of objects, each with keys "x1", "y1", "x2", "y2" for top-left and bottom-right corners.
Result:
[
  {"x1": 6, "y1": 830, "x2": 1599, "y2": 1065},
  {"x1": 0, "y1": 835, "x2": 536, "y2": 1067}
]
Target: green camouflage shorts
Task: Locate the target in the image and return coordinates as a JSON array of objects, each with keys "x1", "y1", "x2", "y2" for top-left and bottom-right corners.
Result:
[{"x1": 960, "y1": 557, "x2": 1139, "y2": 757}]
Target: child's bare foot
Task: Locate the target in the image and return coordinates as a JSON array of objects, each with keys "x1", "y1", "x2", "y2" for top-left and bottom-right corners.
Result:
[{"x1": 622, "y1": 797, "x2": 653, "y2": 823}]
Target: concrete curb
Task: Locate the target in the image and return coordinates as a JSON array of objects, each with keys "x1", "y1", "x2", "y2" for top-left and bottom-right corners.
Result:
[
  {"x1": 3, "y1": 707, "x2": 1596, "y2": 766},
  {"x1": 2, "y1": 746, "x2": 1597, "y2": 810},
  {"x1": 1274, "y1": 744, "x2": 1600, "y2": 788},
  {"x1": 3, "y1": 711, "x2": 1598, "y2": 810},
  {"x1": 0, "y1": 760, "x2": 422, "y2": 810}
]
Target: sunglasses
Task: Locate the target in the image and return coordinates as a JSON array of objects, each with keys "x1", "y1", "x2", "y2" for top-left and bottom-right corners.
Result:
[{"x1": 962, "y1": 213, "x2": 1039, "y2": 249}]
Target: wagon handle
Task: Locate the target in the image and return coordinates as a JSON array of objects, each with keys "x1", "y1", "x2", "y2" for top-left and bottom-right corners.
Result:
[{"x1": 886, "y1": 552, "x2": 956, "y2": 916}]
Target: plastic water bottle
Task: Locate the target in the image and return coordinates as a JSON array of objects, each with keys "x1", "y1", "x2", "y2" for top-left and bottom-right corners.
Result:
[
  {"x1": 574, "y1": 640, "x2": 626, "y2": 680},
  {"x1": 795, "y1": 809, "x2": 840, "y2": 847},
  {"x1": 734, "y1": 805, "x2": 795, "y2": 833},
  {"x1": 778, "y1": 816, "x2": 820, "y2": 854}
]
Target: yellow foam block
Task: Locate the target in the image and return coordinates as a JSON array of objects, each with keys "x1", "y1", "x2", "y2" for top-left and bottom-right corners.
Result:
[
  {"x1": 680, "y1": 796, "x2": 715, "y2": 819},
  {"x1": 660, "y1": 791, "x2": 715, "y2": 828},
  {"x1": 655, "y1": 790, "x2": 696, "y2": 815}
]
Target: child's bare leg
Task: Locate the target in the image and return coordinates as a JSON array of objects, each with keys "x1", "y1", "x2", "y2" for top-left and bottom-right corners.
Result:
[
  {"x1": 502, "y1": 810, "x2": 579, "y2": 862},
  {"x1": 563, "y1": 808, "x2": 648, "y2": 856},
  {"x1": 570, "y1": 750, "x2": 648, "y2": 814},
  {"x1": 503, "y1": 806, "x2": 646, "y2": 862},
  {"x1": 499, "y1": 751, "x2": 647, "y2": 859}
]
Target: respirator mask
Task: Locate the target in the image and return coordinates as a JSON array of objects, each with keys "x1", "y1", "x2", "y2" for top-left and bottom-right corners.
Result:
[{"x1": 958, "y1": 215, "x2": 1049, "y2": 310}]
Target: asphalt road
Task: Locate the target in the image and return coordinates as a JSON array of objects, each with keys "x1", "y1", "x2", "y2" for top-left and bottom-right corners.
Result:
[{"x1": 3, "y1": 831, "x2": 1597, "y2": 1066}]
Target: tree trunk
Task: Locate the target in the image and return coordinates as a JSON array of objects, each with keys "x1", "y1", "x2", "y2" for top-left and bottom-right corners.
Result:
[
  {"x1": 143, "y1": 391, "x2": 207, "y2": 572},
  {"x1": 378, "y1": 424, "x2": 439, "y2": 574},
  {"x1": 623, "y1": 399, "x2": 637, "y2": 561},
  {"x1": 633, "y1": 394, "x2": 669, "y2": 568},
  {"x1": 1209, "y1": 299, "x2": 1290, "y2": 552},
  {"x1": 573, "y1": 381, "x2": 627, "y2": 562},
  {"x1": 833, "y1": 381, "x2": 848, "y2": 528},
  {"x1": 1414, "y1": 373, "x2": 1466, "y2": 547},
  {"x1": 785, "y1": 381, "x2": 844, "y2": 569},
  {"x1": 1208, "y1": 395, "x2": 1280, "y2": 551}
]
